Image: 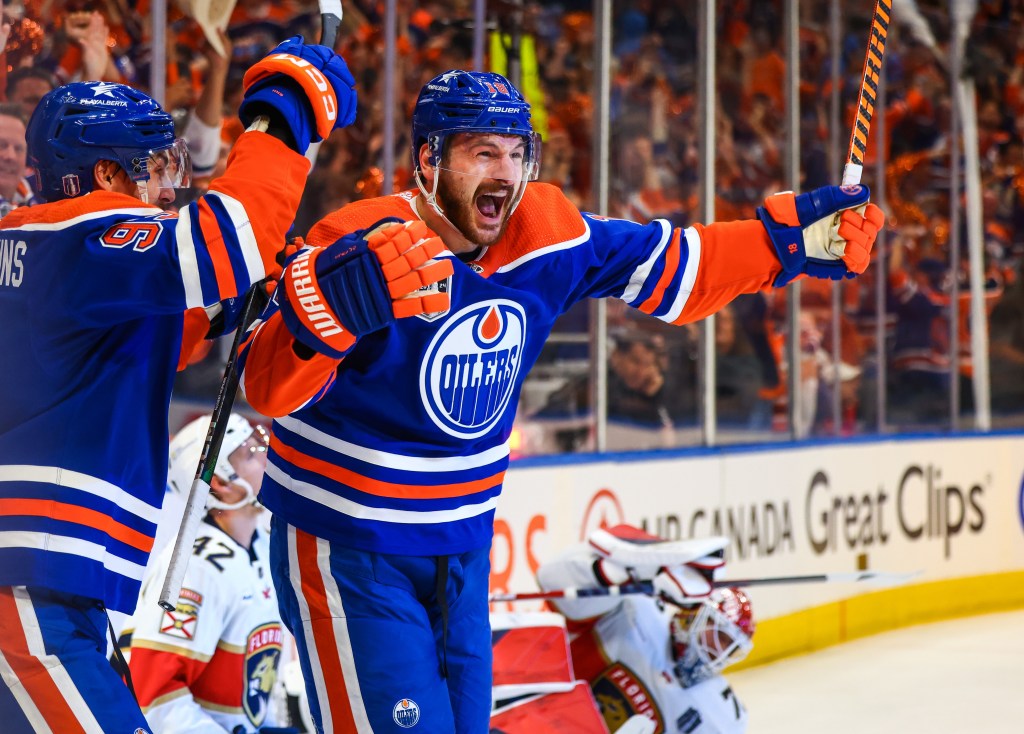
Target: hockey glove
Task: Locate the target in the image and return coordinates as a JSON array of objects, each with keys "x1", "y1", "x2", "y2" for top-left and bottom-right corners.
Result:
[
  {"x1": 239, "y1": 36, "x2": 357, "y2": 155},
  {"x1": 652, "y1": 564, "x2": 713, "y2": 607},
  {"x1": 757, "y1": 184, "x2": 885, "y2": 287},
  {"x1": 278, "y1": 219, "x2": 453, "y2": 358}
]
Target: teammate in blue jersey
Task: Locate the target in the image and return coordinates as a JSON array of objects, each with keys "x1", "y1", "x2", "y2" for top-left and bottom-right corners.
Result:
[
  {"x1": 239, "y1": 70, "x2": 886, "y2": 733},
  {"x1": 0, "y1": 37, "x2": 357, "y2": 733}
]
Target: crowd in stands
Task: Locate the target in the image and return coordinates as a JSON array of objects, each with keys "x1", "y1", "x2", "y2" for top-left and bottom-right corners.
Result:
[{"x1": 3, "y1": 0, "x2": 1023, "y2": 449}]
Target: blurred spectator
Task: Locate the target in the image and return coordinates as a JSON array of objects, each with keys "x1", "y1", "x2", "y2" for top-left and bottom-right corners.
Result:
[
  {"x1": 0, "y1": 102, "x2": 37, "y2": 217},
  {"x1": 714, "y1": 304, "x2": 763, "y2": 427},
  {"x1": 538, "y1": 330, "x2": 691, "y2": 431},
  {"x1": 57, "y1": 1, "x2": 129, "y2": 83},
  {"x1": 989, "y1": 261, "x2": 1024, "y2": 415},
  {"x1": 5, "y1": 67, "x2": 55, "y2": 120},
  {"x1": 888, "y1": 252, "x2": 952, "y2": 423},
  {"x1": 181, "y1": 30, "x2": 232, "y2": 179}
]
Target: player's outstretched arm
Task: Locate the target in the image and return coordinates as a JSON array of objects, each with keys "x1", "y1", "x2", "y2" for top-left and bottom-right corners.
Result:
[{"x1": 578, "y1": 184, "x2": 883, "y2": 330}]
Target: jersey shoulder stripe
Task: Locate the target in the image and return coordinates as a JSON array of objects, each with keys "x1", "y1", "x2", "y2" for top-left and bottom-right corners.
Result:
[
  {"x1": 306, "y1": 193, "x2": 418, "y2": 247},
  {"x1": 483, "y1": 183, "x2": 588, "y2": 272},
  {"x1": 0, "y1": 193, "x2": 164, "y2": 231}
]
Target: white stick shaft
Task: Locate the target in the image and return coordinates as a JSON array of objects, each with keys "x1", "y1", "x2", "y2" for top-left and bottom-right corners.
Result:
[
  {"x1": 305, "y1": 1, "x2": 344, "y2": 168},
  {"x1": 489, "y1": 570, "x2": 919, "y2": 603},
  {"x1": 841, "y1": 162, "x2": 864, "y2": 186},
  {"x1": 158, "y1": 477, "x2": 212, "y2": 610}
]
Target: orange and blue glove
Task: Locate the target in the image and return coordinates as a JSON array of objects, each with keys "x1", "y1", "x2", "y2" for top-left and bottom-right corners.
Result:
[
  {"x1": 758, "y1": 184, "x2": 885, "y2": 287},
  {"x1": 239, "y1": 36, "x2": 357, "y2": 155},
  {"x1": 278, "y1": 219, "x2": 453, "y2": 358}
]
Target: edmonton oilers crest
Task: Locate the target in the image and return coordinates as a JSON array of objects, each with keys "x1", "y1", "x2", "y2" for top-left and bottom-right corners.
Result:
[
  {"x1": 244, "y1": 623, "x2": 283, "y2": 726},
  {"x1": 420, "y1": 300, "x2": 526, "y2": 439}
]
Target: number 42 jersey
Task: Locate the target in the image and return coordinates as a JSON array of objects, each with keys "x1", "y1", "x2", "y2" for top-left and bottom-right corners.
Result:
[{"x1": 126, "y1": 519, "x2": 284, "y2": 734}]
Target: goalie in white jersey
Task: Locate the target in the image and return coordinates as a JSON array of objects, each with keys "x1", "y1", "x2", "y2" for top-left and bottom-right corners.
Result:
[
  {"x1": 537, "y1": 525, "x2": 755, "y2": 734},
  {"x1": 126, "y1": 414, "x2": 290, "y2": 734}
]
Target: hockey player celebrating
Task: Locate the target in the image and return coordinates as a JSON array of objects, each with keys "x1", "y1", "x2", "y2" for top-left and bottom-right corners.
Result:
[
  {"x1": 238, "y1": 70, "x2": 884, "y2": 733},
  {"x1": 127, "y1": 413, "x2": 284, "y2": 734},
  {"x1": 537, "y1": 525, "x2": 755, "y2": 734},
  {"x1": 0, "y1": 38, "x2": 357, "y2": 732}
]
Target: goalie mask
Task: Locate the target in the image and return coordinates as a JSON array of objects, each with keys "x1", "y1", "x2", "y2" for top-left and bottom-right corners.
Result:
[
  {"x1": 411, "y1": 70, "x2": 541, "y2": 229},
  {"x1": 167, "y1": 413, "x2": 269, "y2": 511},
  {"x1": 26, "y1": 81, "x2": 191, "y2": 203},
  {"x1": 671, "y1": 587, "x2": 755, "y2": 687}
]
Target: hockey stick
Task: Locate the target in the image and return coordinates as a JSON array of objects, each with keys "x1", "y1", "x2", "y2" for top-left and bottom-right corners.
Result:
[
  {"x1": 841, "y1": 0, "x2": 892, "y2": 186},
  {"x1": 159, "y1": 285, "x2": 267, "y2": 610},
  {"x1": 487, "y1": 570, "x2": 919, "y2": 604},
  {"x1": 159, "y1": 0, "x2": 344, "y2": 612}
]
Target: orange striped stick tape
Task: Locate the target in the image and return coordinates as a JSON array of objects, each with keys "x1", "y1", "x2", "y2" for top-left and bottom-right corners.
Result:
[{"x1": 842, "y1": 0, "x2": 892, "y2": 186}]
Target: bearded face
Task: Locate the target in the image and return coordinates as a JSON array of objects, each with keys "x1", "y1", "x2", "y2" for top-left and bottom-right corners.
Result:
[{"x1": 431, "y1": 133, "x2": 528, "y2": 247}]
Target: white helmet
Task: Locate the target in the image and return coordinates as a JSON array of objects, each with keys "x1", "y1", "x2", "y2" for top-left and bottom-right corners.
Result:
[
  {"x1": 671, "y1": 587, "x2": 755, "y2": 687},
  {"x1": 168, "y1": 413, "x2": 268, "y2": 511}
]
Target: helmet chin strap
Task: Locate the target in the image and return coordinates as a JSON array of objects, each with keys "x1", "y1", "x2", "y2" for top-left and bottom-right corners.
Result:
[
  {"x1": 414, "y1": 165, "x2": 530, "y2": 243},
  {"x1": 414, "y1": 166, "x2": 460, "y2": 234},
  {"x1": 208, "y1": 476, "x2": 258, "y2": 512}
]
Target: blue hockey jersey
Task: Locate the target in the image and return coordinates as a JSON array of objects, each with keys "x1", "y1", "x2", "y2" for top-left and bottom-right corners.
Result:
[
  {"x1": 241, "y1": 184, "x2": 784, "y2": 556},
  {"x1": 0, "y1": 132, "x2": 311, "y2": 613}
]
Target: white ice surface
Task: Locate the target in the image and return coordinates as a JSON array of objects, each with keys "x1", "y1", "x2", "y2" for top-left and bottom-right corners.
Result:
[{"x1": 729, "y1": 609, "x2": 1024, "y2": 733}]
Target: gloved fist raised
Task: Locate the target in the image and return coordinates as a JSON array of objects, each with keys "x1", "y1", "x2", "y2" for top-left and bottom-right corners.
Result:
[
  {"x1": 278, "y1": 218, "x2": 453, "y2": 358},
  {"x1": 652, "y1": 564, "x2": 713, "y2": 607},
  {"x1": 758, "y1": 184, "x2": 886, "y2": 286},
  {"x1": 239, "y1": 35, "x2": 357, "y2": 155}
]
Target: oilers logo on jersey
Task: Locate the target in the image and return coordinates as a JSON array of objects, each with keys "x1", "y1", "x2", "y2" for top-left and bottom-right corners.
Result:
[
  {"x1": 244, "y1": 622, "x2": 283, "y2": 726},
  {"x1": 420, "y1": 300, "x2": 526, "y2": 438},
  {"x1": 392, "y1": 698, "x2": 421, "y2": 728}
]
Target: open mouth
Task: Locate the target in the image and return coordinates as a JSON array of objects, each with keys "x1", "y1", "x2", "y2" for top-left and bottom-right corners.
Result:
[{"x1": 475, "y1": 188, "x2": 511, "y2": 224}]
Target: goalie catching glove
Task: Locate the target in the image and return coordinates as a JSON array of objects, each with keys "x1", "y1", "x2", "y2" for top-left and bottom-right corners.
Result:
[
  {"x1": 239, "y1": 36, "x2": 358, "y2": 155},
  {"x1": 587, "y1": 525, "x2": 723, "y2": 606},
  {"x1": 278, "y1": 218, "x2": 453, "y2": 358},
  {"x1": 758, "y1": 184, "x2": 885, "y2": 286}
]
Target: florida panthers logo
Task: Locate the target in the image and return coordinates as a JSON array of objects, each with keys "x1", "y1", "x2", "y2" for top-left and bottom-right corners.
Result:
[
  {"x1": 244, "y1": 623, "x2": 283, "y2": 727},
  {"x1": 420, "y1": 300, "x2": 526, "y2": 439}
]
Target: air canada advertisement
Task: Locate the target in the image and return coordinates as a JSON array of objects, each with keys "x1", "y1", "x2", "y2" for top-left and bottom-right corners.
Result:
[{"x1": 496, "y1": 435, "x2": 1024, "y2": 618}]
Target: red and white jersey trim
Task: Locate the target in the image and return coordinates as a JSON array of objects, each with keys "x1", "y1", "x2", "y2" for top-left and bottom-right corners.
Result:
[
  {"x1": 10, "y1": 206, "x2": 161, "y2": 231},
  {"x1": 662, "y1": 226, "x2": 703, "y2": 323}
]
